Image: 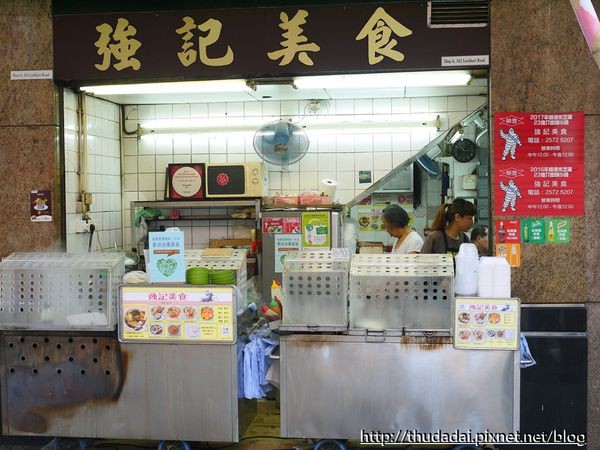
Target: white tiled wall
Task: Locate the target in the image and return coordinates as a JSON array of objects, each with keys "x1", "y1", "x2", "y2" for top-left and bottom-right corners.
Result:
[
  {"x1": 121, "y1": 95, "x2": 485, "y2": 248},
  {"x1": 64, "y1": 90, "x2": 122, "y2": 253}
]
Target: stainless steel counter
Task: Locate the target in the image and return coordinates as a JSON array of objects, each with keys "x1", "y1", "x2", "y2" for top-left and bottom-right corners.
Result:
[
  {"x1": 280, "y1": 334, "x2": 519, "y2": 439},
  {"x1": 1, "y1": 333, "x2": 254, "y2": 442}
]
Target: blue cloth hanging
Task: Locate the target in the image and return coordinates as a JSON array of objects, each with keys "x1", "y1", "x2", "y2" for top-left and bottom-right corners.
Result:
[
  {"x1": 236, "y1": 335, "x2": 248, "y2": 398},
  {"x1": 520, "y1": 335, "x2": 537, "y2": 368},
  {"x1": 242, "y1": 327, "x2": 278, "y2": 399}
]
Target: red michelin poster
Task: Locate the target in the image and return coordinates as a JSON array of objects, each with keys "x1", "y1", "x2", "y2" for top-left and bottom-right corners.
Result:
[{"x1": 493, "y1": 112, "x2": 584, "y2": 216}]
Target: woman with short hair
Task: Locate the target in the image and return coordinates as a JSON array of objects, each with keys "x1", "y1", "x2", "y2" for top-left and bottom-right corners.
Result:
[{"x1": 382, "y1": 204, "x2": 423, "y2": 254}]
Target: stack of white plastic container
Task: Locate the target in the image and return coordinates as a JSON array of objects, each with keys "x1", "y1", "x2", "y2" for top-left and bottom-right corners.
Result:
[{"x1": 454, "y1": 243, "x2": 511, "y2": 298}]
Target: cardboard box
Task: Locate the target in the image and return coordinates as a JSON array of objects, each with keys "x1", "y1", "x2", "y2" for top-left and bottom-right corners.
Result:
[
  {"x1": 357, "y1": 241, "x2": 384, "y2": 254},
  {"x1": 209, "y1": 239, "x2": 252, "y2": 249}
]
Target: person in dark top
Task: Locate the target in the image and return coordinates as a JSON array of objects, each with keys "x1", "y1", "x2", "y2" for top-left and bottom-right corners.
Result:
[
  {"x1": 470, "y1": 223, "x2": 489, "y2": 256},
  {"x1": 421, "y1": 198, "x2": 477, "y2": 256}
]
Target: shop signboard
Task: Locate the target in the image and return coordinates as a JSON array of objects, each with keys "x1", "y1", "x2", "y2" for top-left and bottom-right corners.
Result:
[
  {"x1": 454, "y1": 297, "x2": 520, "y2": 351},
  {"x1": 53, "y1": 3, "x2": 489, "y2": 82},
  {"x1": 493, "y1": 112, "x2": 584, "y2": 216},
  {"x1": 119, "y1": 285, "x2": 235, "y2": 343}
]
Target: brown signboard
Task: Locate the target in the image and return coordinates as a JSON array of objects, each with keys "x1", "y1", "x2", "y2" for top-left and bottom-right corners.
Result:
[{"x1": 53, "y1": 3, "x2": 489, "y2": 83}]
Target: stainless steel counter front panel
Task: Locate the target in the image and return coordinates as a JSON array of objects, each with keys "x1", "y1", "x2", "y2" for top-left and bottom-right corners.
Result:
[
  {"x1": 1, "y1": 334, "x2": 254, "y2": 442},
  {"x1": 280, "y1": 334, "x2": 518, "y2": 439}
]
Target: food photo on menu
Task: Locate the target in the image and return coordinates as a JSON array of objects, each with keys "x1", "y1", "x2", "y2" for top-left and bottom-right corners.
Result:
[
  {"x1": 124, "y1": 308, "x2": 147, "y2": 331},
  {"x1": 167, "y1": 306, "x2": 181, "y2": 319},
  {"x1": 488, "y1": 312, "x2": 501, "y2": 324},
  {"x1": 167, "y1": 323, "x2": 181, "y2": 337},
  {"x1": 458, "y1": 312, "x2": 471, "y2": 324},
  {"x1": 474, "y1": 312, "x2": 487, "y2": 325},
  {"x1": 183, "y1": 306, "x2": 196, "y2": 319},
  {"x1": 187, "y1": 324, "x2": 201, "y2": 338},
  {"x1": 472, "y1": 329, "x2": 486, "y2": 342},
  {"x1": 151, "y1": 305, "x2": 164, "y2": 320},
  {"x1": 458, "y1": 329, "x2": 471, "y2": 341},
  {"x1": 149, "y1": 323, "x2": 163, "y2": 336}
]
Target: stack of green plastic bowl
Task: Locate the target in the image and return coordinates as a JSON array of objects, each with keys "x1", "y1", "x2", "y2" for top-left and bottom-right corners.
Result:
[
  {"x1": 186, "y1": 267, "x2": 210, "y2": 285},
  {"x1": 210, "y1": 269, "x2": 236, "y2": 285}
]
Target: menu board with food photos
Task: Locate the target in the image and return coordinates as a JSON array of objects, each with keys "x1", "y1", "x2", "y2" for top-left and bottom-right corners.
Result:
[
  {"x1": 119, "y1": 285, "x2": 236, "y2": 344},
  {"x1": 453, "y1": 297, "x2": 520, "y2": 350}
]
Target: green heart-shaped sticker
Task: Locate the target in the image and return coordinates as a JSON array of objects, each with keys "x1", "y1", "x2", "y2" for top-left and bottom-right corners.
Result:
[{"x1": 157, "y1": 258, "x2": 177, "y2": 277}]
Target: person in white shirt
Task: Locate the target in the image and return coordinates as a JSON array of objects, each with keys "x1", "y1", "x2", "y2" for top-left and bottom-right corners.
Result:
[{"x1": 382, "y1": 204, "x2": 424, "y2": 254}]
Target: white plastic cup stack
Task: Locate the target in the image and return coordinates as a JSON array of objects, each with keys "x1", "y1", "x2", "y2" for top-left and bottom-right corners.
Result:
[
  {"x1": 478, "y1": 256, "x2": 511, "y2": 298},
  {"x1": 455, "y1": 243, "x2": 479, "y2": 295}
]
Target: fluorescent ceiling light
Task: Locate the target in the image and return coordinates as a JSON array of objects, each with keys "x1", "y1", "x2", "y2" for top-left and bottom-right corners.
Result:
[
  {"x1": 82, "y1": 71, "x2": 472, "y2": 96},
  {"x1": 294, "y1": 71, "x2": 471, "y2": 89},
  {"x1": 138, "y1": 121, "x2": 437, "y2": 137},
  {"x1": 81, "y1": 79, "x2": 251, "y2": 96},
  {"x1": 140, "y1": 114, "x2": 437, "y2": 131}
]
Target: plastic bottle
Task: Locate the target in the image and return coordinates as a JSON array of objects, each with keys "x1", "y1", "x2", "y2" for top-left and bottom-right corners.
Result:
[
  {"x1": 261, "y1": 305, "x2": 280, "y2": 321},
  {"x1": 498, "y1": 221, "x2": 506, "y2": 243},
  {"x1": 523, "y1": 222, "x2": 529, "y2": 243},
  {"x1": 269, "y1": 298, "x2": 281, "y2": 317},
  {"x1": 547, "y1": 220, "x2": 555, "y2": 243},
  {"x1": 509, "y1": 245, "x2": 519, "y2": 266},
  {"x1": 273, "y1": 296, "x2": 283, "y2": 317}
]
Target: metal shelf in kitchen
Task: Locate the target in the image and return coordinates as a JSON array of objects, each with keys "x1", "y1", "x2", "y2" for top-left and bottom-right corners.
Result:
[
  {"x1": 349, "y1": 253, "x2": 454, "y2": 333},
  {"x1": 281, "y1": 250, "x2": 351, "y2": 332},
  {"x1": 129, "y1": 199, "x2": 260, "y2": 257}
]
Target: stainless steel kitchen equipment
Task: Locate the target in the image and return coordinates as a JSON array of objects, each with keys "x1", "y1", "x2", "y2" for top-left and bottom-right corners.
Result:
[
  {"x1": 280, "y1": 250, "x2": 351, "y2": 332},
  {"x1": 185, "y1": 249, "x2": 248, "y2": 307},
  {"x1": 0, "y1": 278, "x2": 255, "y2": 442},
  {"x1": 261, "y1": 207, "x2": 343, "y2": 305},
  {"x1": 0, "y1": 332, "x2": 254, "y2": 441},
  {"x1": 0, "y1": 252, "x2": 125, "y2": 331},
  {"x1": 349, "y1": 253, "x2": 454, "y2": 333},
  {"x1": 280, "y1": 334, "x2": 519, "y2": 439}
]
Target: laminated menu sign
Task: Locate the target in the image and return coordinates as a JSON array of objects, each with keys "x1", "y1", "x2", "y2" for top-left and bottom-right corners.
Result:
[
  {"x1": 493, "y1": 112, "x2": 584, "y2": 216},
  {"x1": 454, "y1": 297, "x2": 520, "y2": 350},
  {"x1": 358, "y1": 207, "x2": 384, "y2": 232},
  {"x1": 119, "y1": 285, "x2": 235, "y2": 343}
]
